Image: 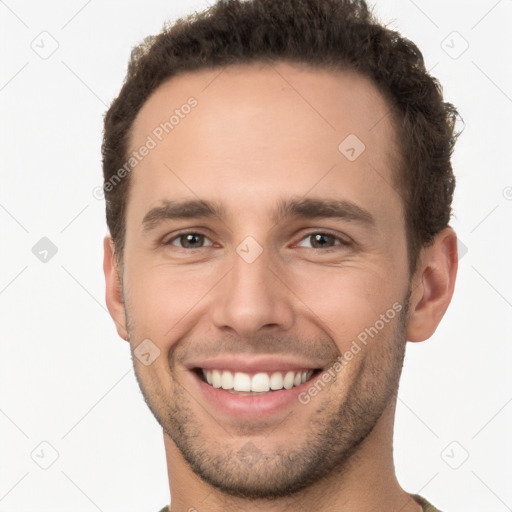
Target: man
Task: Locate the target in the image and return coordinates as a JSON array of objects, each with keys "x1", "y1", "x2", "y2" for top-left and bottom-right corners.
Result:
[{"x1": 102, "y1": 0, "x2": 460, "y2": 510}]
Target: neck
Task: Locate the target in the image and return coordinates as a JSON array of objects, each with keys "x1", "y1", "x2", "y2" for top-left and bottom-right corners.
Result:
[{"x1": 163, "y1": 399, "x2": 422, "y2": 512}]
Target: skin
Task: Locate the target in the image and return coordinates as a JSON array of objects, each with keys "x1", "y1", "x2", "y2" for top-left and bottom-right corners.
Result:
[{"x1": 103, "y1": 61, "x2": 458, "y2": 511}]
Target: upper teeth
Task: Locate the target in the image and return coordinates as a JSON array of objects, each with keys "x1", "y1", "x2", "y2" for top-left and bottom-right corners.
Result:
[{"x1": 202, "y1": 369, "x2": 314, "y2": 393}]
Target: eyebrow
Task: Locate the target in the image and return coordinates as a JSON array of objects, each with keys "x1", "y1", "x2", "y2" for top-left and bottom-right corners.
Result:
[
  {"x1": 141, "y1": 197, "x2": 375, "y2": 233},
  {"x1": 273, "y1": 197, "x2": 375, "y2": 227},
  {"x1": 141, "y1": 199, "x2": 227, "y2": 232}
]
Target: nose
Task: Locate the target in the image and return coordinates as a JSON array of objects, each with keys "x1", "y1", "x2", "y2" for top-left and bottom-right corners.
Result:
[{"x1": 210, "y1": 247, "x2": 295, "y2": 338}]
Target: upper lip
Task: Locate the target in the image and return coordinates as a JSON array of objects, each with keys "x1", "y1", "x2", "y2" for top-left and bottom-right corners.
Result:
[{"x1": 186, "y1": 355, "x2": 326, "y2": 373}]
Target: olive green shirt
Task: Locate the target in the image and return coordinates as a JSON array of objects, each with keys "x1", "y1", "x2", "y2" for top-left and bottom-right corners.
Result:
[
  {"x1": 412, "y1": 494, "x2": 443, "y2": 511},
  {"x1": 157, "y1": 493, "x2": 442, "y2": 511}
]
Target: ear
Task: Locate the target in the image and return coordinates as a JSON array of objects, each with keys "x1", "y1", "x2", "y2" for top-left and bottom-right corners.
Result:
[
  {"x1": 406, "y1": 226, "x2": 458, "y2": 342},
  {"x1": 103, "y1": 235, "x2": 128, "y2": 341}
]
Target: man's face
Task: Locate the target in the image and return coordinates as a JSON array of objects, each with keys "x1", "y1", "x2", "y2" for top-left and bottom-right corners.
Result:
[{"x1": 117, "y1": 62, "x2": 412, "y2": 497}]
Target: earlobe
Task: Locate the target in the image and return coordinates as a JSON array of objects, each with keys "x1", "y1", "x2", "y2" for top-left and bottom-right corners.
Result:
[
  {"x1": 103, "y1": 235, "x2": 129, "y2": 341},
  {"x1": 406, "y1": 227, "x2": 458, "y2": 342}
]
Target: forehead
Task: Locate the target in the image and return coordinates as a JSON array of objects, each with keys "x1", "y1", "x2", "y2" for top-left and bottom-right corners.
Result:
[
  {"x1": 131, "y1": 61, "x2": 397, "y2": 149},
  {"x1": 127, "y1": 61, "x2": 401, "y2": 221}
]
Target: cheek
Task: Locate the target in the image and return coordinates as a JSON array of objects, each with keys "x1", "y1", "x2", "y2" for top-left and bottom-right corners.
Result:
[
  {"x1": 123, "y1": 263, "x2": 218, "y2": 340},
  {"x1": 123, "y1": 267, "x2": 214, "y2": 381},
  {"x1": 287, "y1": 264, "x2": 401, "y2": 348}
]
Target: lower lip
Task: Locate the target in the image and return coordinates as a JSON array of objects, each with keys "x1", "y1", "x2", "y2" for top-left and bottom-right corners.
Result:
[{"x1": 190, "y1": 371, "x2": 316, "y2": 419}]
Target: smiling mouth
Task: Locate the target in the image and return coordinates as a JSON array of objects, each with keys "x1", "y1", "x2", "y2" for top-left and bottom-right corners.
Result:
[{"x1": 195, "y1": 368, "x2": 321, "y2": 395}]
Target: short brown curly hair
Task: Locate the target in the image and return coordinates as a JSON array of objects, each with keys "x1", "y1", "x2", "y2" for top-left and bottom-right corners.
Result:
[{"x1": 102, "y1": 0, "x2": 461, "y2": 274}]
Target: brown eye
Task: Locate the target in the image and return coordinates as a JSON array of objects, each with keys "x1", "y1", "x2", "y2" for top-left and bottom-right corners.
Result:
[
  {"x1": 309, "y1": 233, "x2": 336, "y2": 248},
  {"x1": 295, "y1": 232, "x2": 350, "y2": 250},
  {"x1": 167, "y1": 233, "x2": 212, "y2": 249}
]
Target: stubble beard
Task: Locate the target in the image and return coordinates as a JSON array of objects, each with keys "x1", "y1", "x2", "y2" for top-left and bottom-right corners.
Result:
[{"x1": 128, "y1": 293, "x2": 410, "y2": 500}]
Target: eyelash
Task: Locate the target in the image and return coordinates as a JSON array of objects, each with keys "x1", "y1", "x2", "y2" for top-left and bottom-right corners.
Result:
[
  {"x1": 163, "y1": 230, "x2": 351, "y2": 251},
  {"x1": 295, "y1": 231, "x2": 351, "y2": 250}
]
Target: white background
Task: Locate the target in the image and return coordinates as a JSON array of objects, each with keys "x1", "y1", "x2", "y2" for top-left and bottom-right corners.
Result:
[{"x1": 1, "y1": 1, "x2": 511, "y2": 511}]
